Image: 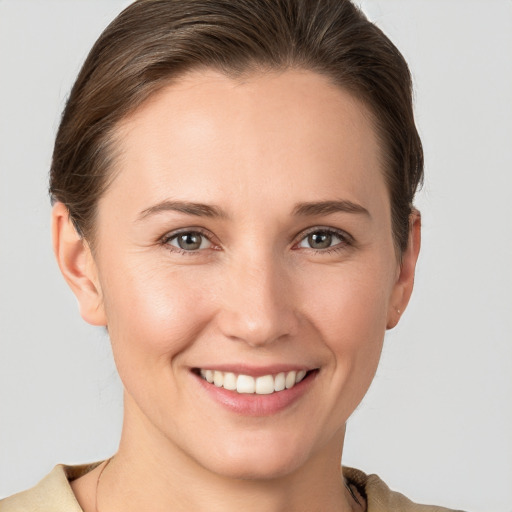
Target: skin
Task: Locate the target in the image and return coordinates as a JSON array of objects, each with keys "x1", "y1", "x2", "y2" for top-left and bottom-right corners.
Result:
[{"x1": 53, "y1": 69, "x2": 420, "y2": 512}]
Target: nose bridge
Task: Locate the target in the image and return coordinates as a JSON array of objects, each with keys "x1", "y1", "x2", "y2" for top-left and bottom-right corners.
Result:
[{"x1": 218, "y1": 247, "x2": 297, "y2": 346}]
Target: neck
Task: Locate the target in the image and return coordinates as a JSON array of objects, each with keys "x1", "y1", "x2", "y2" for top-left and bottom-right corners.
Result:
[{"x1": 97, "y1": 394, "x2": 356, "y2": 512}]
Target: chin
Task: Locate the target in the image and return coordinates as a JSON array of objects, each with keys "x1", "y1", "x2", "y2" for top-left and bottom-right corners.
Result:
[
  {"x1": 208, "y1": 454, "x2": 304, "y2": 481},
  {"x1": 195, "y1": 432, "x2": 311, "y2": 481}
]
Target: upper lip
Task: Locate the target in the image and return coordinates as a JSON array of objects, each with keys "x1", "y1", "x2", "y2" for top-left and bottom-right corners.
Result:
[{"x1": 192, "y1": 364, "x2": 316, "y2": 377}]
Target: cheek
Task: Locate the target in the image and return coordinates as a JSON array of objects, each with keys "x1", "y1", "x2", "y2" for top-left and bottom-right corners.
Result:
[
  {"x1": 300, "y1": 260, "x2": 393, "y2": 393},
  {"x1": 302, "y1": 261, "x2": 392, "y2": 341},
  {"x1": 99, "y1": 260, "x2": 216, "y2": 377}
]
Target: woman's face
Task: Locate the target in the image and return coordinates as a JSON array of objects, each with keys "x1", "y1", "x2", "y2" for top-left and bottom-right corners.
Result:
[{"x1": 66, "y1": 69, "x2": 418, "y2": 479}]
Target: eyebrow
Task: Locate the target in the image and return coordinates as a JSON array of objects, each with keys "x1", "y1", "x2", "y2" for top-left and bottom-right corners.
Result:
[
  {"x1": 138, "y1": 200, "x2": 229, "y2": 220},
  {"x1": 138, "y1": 198, "x2": 369, "y2": 221},
  {"x1": 292, "y1": 200, "x2": 370, "y2": 218}
]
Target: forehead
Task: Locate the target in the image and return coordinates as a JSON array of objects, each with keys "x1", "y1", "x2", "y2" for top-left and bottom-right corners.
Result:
[{"x1": 106, "y1": 68, "x2": 388, "y2": 217}]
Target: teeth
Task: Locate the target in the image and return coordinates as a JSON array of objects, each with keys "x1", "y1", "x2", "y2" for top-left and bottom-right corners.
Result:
[
  {"x1": 223, "y1": 372, "x2": 237, "y2": 391},
  {"x1": 237, "y1": 374, "x2": 255, "y2": 394},
  {"x1": 255, "y1": 375, "x2": 274, "y2": 395},
  {"x1": 199, "y1": 369, "x2": 309, "y2": 394},
  {"x1": 274, "y1": 372, "x2": 286, "y2": 392},
  {"x1": 213, "y1": 370, "x2": 223, "y2": 387},
  {"x1": 296, "y1": 370, "x2": 307, "y2": 383},
  {"x1": 285, "y1": 371, "x2": 296, "y2": 389}
]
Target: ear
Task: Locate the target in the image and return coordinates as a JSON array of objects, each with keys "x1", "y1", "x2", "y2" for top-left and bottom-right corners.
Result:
[
  {"x1": 52, "y1": 202, "x2": 107, "y2": 326},
  {"x1": 386, "y1": 210, "x2": 421, "y2": 329}
]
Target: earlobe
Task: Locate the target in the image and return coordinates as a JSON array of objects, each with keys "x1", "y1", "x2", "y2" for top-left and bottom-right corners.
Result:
[
  {"x1": 386, "y1": 210, "x2": 421, "y2": 330},
  {"x1": 52, "y1": 202, "x2": 107, "y2": 326}
]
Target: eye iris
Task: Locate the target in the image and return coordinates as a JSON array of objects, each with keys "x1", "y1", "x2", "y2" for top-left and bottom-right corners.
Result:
[
  {"x1": 308, "y1": 232, "x2": 332, "y2": 249},
  {"x1": 178, "y1": 233, "x2": 202, "y2": 250}
]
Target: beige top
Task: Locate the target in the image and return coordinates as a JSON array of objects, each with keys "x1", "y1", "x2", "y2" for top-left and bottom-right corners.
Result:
[{"x1": 0, "y1": 463, "x2": 465, "y2": 512}]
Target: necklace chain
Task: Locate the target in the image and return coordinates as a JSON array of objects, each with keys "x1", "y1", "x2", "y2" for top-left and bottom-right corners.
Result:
[
  {"x1": 344, "y1": 478, "x2": 363, "y2": 509},
  {"x1": 95, "y1": 457, "x2": 113, "y2": 512}
]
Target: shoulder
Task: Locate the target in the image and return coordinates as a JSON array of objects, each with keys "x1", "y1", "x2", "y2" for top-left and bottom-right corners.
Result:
[
  {"x1": 0, "y1": 463, "x2": 100, "y2": 512},
  {"x1": 343, "y1": 466, "x2": 467, "y2": 512}
]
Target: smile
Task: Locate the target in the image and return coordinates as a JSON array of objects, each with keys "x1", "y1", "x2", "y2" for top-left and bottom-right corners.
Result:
[{"x1": 198, "y1": 369, "x2": 309, "y2": 395}]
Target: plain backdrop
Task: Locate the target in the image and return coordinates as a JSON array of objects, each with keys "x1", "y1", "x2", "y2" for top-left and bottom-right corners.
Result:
[{"x1": 0, "y1": 1, "x2": 511, "y2": 511}]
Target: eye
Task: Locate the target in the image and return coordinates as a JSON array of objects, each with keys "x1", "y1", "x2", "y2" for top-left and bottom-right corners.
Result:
[
  {"x1": 297, "y1": 229, "x2": 348, "y2": 251},
  {"x1": 166, "y1": 231, "x2": 212, "y2": 251}
]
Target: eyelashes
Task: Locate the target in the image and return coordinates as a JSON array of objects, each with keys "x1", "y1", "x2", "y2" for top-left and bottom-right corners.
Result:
[
  {"x1": 160, "y1": 228, "x2": 218, "y2": 255},
  {"x1": 160, "y1": 226, "x2": 354, "y2": 256},
  {"x1": 165, "y1": 230, "x2": 214, "y2": 252},
  {"x1": 295, "y1": 227, "x2": 353, "y2": 254}
]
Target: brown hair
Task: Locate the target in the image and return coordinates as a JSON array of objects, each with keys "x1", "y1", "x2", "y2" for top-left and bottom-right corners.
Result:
[{"x1": 49, "y1": 0, "x2": 423, "y2": 254}]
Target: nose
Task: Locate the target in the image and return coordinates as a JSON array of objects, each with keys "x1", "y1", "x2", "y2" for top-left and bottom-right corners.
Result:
[{"x1": 216, "y1": 252, "x2": 299, "y2": 347}]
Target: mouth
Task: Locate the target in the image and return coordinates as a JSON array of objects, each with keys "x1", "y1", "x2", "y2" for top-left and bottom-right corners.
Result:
[{"x1": 193, "y1": 368, "x2": 316, "y2": 395}]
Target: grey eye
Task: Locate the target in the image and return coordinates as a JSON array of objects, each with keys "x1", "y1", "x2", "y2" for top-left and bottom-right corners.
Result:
[
  {"x1": 168, "y1": 232, "x2": 211, "y2": 251},
  {"x1": 308, "y1": 232, "x2": 332, "y2": 249},
  {"x1": 298, "y1": 230, "x2": 343, "y2": 250}
]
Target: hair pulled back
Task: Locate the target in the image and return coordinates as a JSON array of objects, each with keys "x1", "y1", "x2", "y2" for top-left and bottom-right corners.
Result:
[{"x1": 50, "y1": 0, "x2": 423, "y2": 253}]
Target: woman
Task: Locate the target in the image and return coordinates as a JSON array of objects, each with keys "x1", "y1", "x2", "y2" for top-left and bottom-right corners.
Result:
[{"x1": 0, "y1": 1, "x2": 466, "y2": 511}]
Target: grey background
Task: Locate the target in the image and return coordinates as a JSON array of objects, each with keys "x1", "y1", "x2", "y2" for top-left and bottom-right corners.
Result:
[{"x1": 1, "y1": 1, "x2": 511, "y2": 511}]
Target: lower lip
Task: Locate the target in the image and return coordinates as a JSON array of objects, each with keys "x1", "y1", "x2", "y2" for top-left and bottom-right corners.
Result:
[{"x1": 193, "y1": 371, "x2": 317, "y2": 416}]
